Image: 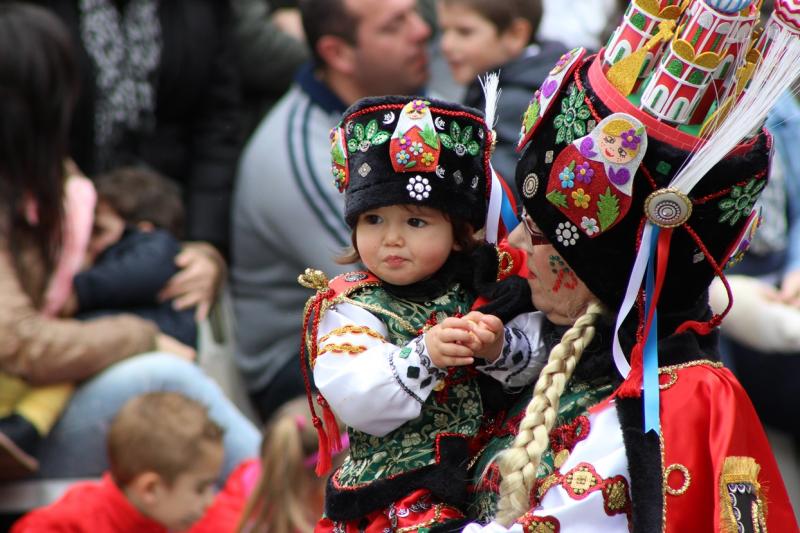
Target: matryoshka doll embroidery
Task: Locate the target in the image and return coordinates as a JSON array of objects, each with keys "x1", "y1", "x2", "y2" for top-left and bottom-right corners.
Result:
[
  {"x1": 390, "y1": 99, "x2": 441, "y2": 173},
  {"x1": 545, "y1": 112, "x2": 648, "y2": 237}
]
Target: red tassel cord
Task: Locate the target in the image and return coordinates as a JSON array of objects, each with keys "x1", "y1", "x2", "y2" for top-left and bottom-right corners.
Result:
[
  {"x1": 675, "y1": 223, "x2": 731, "y2": 336},
  {"x1": 318, "y1": 394, "x2": 343, "y2": 454},
  {"x1": 299, "y1": 285, "x2": 337, "y2": 476}
]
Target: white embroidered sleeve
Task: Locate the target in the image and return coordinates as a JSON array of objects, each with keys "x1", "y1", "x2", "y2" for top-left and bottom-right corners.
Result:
[
  {"x1": 475, "y1": 311, "x2": 548, "y2": 388},
  {"x1": 462, "y1": 522, "x2": 524, "y2": 532},
  {"x1": 312, "y1": 301, "x2": 446, "y2": 436}
]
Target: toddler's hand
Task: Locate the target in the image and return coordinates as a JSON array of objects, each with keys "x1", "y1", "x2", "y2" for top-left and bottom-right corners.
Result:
[
  {"x1": 461, "y1": 311, "x2": 504, "y2": 362},
  {"x1": 425, "y1": 317, "x2": 477, "y2": 368}
]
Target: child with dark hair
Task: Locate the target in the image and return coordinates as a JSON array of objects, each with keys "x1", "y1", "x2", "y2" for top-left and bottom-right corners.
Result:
[
  {"x1": 13, "y1": 391, "x2": 224, "y2": 532},
  {"x1": 437, "y1": 0, "x2": 568, "y2": 191},
  {"x1": 301, "y1": 96, "x2": 548, "y2": 531},
  {"x1": 66, "y1": 166, "x2": 198, "y2": 348}
]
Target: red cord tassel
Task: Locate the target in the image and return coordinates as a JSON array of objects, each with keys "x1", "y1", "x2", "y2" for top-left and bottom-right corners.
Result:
[
  {"x1": 300, "y1": 288, "x2": 337, "y2": 476},
  {"x1": 318, "y1": 395, "x2": 343, "y2": 453},
  {"x1": 313, "y1": 417, "x2": 332, "y2": 476},
  {"x1": 616, "y1": 342, "x2": 644, "y2": 398}
]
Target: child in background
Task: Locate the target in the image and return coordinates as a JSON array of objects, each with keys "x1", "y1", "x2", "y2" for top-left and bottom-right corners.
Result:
[
  {"x1": 191, "y1": 397, "x2": 348, "y2": 533},
  {"x1": 67, "y1": 166, "x2": 198, "y2": 347},
  {"x1": 13, "y1": 391, "x2": 224, "y2": 532},
  {"x1": 0, "y1": 166, "x2": 196, "y2": 480},
  {"x1": 437, "y1": 0, "x2": 568, "y2": 191},
  {"x1": 301, "y1": 96, "x2": 548, "y2": 531}
]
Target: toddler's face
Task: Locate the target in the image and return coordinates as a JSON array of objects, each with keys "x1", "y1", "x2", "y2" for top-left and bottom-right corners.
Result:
[
  {"x1": 146, "y1": 442, "x2": 223, "y2": 532},
  {"x1": 437, "y1": 2, "x2": 518, "y2": 84},
  {"x1": 87, "y1": 201, "x2": 125, "y2": 264},
  {"x1": 356, "y1": 204, "x2": 458, "y2": 286}
]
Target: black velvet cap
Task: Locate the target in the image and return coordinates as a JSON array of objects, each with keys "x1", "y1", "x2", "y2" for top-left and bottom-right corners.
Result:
[{"x1": 333, "y1": 96, "x2": 493, "y2": 230}]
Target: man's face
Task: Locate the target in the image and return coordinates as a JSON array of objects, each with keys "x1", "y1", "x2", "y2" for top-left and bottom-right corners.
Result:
[{"x1": 347, "y1": 0, "x2": 431, "y2": 96}]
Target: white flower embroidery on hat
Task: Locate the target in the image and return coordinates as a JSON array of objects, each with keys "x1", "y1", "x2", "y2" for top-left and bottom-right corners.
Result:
[
  {"x1": 407, "y1": 175, "x2": 431, "y2": 201},
  {"x1": 556, "y1": 222, "x2": 579, "y2": 246}
]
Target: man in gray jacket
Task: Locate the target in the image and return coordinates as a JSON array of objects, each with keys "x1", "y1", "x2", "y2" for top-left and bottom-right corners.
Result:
[{"x1": 232, "y1": 0, "x2": 431, "y2": 421}]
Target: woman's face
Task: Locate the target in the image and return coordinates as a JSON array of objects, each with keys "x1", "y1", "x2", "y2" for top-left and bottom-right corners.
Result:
[{"x1": 509, "y1": 214, "x2": 595, "y2": 325}]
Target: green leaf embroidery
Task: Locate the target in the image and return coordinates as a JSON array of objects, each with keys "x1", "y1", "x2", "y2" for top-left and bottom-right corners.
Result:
[
  {"x1": 405, "y1": 160, "x2": 417, "y2": 169},
  {"x1": 567, "y1": 86, "x2": 578, "y2": 107},
  {"x1": 466, "y1": 141, "x2": 480, "y2": 156},
  {"x1": 568, "y1": 160, "x2": 576, "y2": 171},
  {"x1": 524, "y1": 100, "x2": 540, "y2": 131},
  {"x1": 450, "y1": 121, "x2": 461, "y2": 141},
  {"x1": 420, "y1": 125, "x2": 439, "y2": 149},
  {"x1": 718, "y1": 179, "x2": 766, "y2": 226},
  {"x1": 546, "y1": 189, "x2": 568, "y2": 208},
  {"x1": 365, "y1": 119, "x2": 378, "y2": 140},
  {"x1": 555, "y1": 127, "x2": 566, "y2": 145},
  {"x1": 347, "y1": 139, "x2": 359, "y2": 153},
  {"x1": 331, "y1": 143, "x2": 346, "y2": 166},
  {"x1": 439, "y1": 133, "x2": 454, "y2": 150},
  {"x1": 597, "y1": 187, "x2": 620, "y2": 231},
  {"x1": 461, "y1": 126, "x2": 473, "y2": 145},
  {"x1": 354, "y1": 123, "x2": 365, "y2": 142},
  {"x1": 371, "y1": 131, "x2": 390, "y2": 146}
]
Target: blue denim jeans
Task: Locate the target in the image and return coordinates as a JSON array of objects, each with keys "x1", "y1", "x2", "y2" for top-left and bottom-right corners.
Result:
[{"x1": 36, "y1": 353, "x2": 260, "y2": 482}]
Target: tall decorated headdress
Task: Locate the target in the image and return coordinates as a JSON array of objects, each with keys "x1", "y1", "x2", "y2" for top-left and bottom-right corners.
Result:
[{"x1": 515, "y1": 0, "x2": 800, "y2": 434}]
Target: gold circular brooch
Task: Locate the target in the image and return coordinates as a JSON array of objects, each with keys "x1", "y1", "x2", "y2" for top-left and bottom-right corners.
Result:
[{"x1": 645, "y1": 188, "x2": 693, "y2": 228}]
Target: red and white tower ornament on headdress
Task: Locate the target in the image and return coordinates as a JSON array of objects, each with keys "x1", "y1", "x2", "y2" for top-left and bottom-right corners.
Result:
[
  {"x1": 688, "y1": 0, "x2": 760, "y2": 123},
  {"x1": 640, "y1": 0, "x2": 756, "y2": 124},
  {"x1": 603, "y1": 0, "x2": 684, "y2": 88},
  {"x1": 756, "y1": 0, "x2": 800, "y2": 55}
]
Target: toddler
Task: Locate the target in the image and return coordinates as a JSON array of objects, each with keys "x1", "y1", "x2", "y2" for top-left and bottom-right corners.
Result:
[
  {"x1": 69, "y1": 165, "x2": 197, "y2": 347},
  {"x1": 301, "y1": 96, "x2": 548, "y2": 531},
  {"x1": 193, "y1": 396, "x2": 348, "y2": 533}
]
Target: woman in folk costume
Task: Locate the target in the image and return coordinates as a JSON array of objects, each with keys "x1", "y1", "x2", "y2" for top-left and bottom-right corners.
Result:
[
  {"x1": 299, "y1": 95, "x2": 546, "y2": 532},
  {"x1": 462, "y1": 0, "x2": 800, "y2": 529}
]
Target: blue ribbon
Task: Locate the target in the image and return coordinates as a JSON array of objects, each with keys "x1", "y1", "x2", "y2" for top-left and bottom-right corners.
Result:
[
  {"x1": 643, "y1": 225, "x2": 661, "y2": 435},
  {"x1": 501, "y1": 190, "x2": 520, "y2": 233}
]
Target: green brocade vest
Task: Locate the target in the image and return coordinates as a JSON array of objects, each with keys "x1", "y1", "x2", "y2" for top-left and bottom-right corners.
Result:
[{"x1": 334, "y1": 282, "x2": 484, "y2": 488}]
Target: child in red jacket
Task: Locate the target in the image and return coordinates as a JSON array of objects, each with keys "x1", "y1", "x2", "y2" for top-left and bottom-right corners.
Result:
[{"x1": 13, "y1": 392, "x2": 224, "y2": 533}]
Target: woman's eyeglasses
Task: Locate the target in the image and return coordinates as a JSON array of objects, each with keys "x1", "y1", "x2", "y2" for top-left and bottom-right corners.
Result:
[{"x1": 520, "y1": 208, "x2": 550, "y2": 246}]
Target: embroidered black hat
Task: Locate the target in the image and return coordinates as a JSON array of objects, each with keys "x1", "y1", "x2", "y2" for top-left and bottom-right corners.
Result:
[
  {"x1": 515, "y1": 48, "x2": 770, "y2": 316},
  {"x1": 331, "y1": 96, "x2": 494, "y2": 230}
]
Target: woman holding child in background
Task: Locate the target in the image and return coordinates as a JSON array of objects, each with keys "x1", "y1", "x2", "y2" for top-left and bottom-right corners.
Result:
[{"x1": 0, "y1": 2, "x2": 258, "y2": 483}]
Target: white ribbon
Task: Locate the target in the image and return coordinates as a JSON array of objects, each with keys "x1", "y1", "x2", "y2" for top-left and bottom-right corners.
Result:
[
  {"x1": 485, "y1": 167, "x2": 503, "y2": 244},
  {"x1": 611, "y1": 222, "x2": 656, "y2": 378}
]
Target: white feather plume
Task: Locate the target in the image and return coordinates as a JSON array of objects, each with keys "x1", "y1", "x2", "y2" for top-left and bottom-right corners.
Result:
[
  {"x1": 670, "y1": 27, "x2": 800, "y2": 194},
  {"x1": 479, "y1": 71, "x2": 502, "y2": 129}
]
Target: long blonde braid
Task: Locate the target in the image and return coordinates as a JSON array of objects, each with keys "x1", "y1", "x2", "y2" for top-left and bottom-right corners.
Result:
[{"x1": 494, "y1": 302, "x2": 605, "y2": 526}]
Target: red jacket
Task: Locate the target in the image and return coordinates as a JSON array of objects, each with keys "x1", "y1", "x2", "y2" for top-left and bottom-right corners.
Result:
[{"x1": 12, "y1": 473, "x2": 166, "y2": 533}]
